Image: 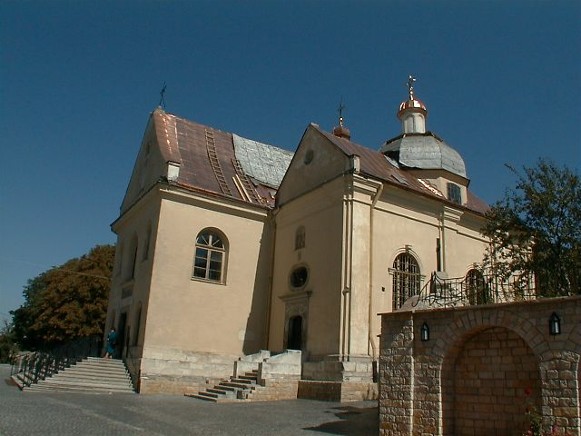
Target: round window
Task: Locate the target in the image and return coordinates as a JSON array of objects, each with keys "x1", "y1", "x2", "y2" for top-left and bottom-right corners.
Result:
[{"x1": 290, "y1": 266, "x2": 308, "y2": 288}]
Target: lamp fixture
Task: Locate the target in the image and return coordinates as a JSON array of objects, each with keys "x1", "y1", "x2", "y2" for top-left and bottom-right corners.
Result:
[
  {"x1": 420, "y1": 322, "x2": 430, "y2": 342},
  {"x1": 549, "y1": 312, "x2": 561, "y2": 335}
]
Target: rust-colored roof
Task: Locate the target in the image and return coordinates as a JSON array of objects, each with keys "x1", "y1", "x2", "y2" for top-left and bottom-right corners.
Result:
[
  {"x1": 151, "y1": 109, "x2": 488, "y2": 216},
  {"x1": 312, "y1": 125, "x2": 489, "y2": 215},
  {"x1": 153, "y1": 109, "x2": 285, "y2": 208}
]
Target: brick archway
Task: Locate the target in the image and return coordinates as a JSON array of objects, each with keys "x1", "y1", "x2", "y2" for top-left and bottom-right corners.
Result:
[
  {"x1": 379, "y1": 297, "x2": 581, "y2": 436},
  {"x1": 443, "y1": 326, "x2": 540, "y2": 435}
]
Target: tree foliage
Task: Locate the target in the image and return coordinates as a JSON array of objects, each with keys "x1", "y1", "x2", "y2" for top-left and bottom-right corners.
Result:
[
  {"x1": 482, "y1": 159, "x2": 581, "y2": 296},
  {"x1": 11, "y1": 244, "x2": 115, "y2": 350},
  {"x1": 0, "y1": 320, "x2": 18, "y2": 363}
]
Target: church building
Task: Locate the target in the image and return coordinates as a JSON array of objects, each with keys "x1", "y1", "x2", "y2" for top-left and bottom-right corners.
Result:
[{"x1": 105, "y1": 78, "x2": 489, "y2": 399}]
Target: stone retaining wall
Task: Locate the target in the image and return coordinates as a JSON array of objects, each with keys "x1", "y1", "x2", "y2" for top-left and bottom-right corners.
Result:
[
  {"x1": 138, "y1": 348, "x2": 238, "y2": 394},
  {"x1": 379, "y1": 296, "x2": 581, "y2": 435},
  {"x1": 298, "y1": 381, "x2": 378, "y2": 402}
]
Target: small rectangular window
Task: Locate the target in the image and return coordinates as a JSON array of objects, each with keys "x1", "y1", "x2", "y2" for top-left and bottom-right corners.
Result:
[{"x1": 447, "y1": 183, "x2": 462, "y2": 204}]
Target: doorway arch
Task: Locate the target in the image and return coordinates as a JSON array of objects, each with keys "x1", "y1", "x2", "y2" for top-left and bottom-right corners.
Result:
[{"x1": 443, "y1": 326, "x2": 540, "y2": 435}]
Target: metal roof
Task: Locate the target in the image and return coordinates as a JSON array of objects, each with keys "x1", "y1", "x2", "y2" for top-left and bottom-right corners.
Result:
[
  {"x1": 380, "y1": 133, "x2": 467, "y2": 178},
  {"x1": 233, "y1": 134, "x2": 293, "y2": 188}
]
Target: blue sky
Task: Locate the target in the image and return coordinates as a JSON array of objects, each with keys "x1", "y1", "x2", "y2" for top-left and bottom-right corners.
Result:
[{"x1": 1, "y1": 0, "x2": 580, "y2": 323}]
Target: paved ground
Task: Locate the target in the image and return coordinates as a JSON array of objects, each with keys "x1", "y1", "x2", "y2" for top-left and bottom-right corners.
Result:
[{"x1": 0, "y1": 365, "x2": 378, "y2": 435}]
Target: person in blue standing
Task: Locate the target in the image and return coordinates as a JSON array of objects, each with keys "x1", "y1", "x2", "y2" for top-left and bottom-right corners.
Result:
[{"x1": 104, "y1": 327, "x2": 118, "y2": 359}]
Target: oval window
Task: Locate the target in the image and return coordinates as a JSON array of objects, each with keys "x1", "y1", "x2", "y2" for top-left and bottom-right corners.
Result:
[{"x1": 290, "y1": 266, "x2": 308, "y2": 289}]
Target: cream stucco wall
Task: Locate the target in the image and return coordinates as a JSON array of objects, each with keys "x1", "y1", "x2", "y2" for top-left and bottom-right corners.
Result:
[
  {"x1": 107, "y1": 188, "x2": 161, "y2": 355},
  {"x1": 107, "y1": 184, "x2": 274, "y2": 389},
  {"x1": 106, "y1": 115, "x2": 491, "y2": 394},
  {"x1": 143, "y1": 188, "x2": 272, "y2": 358},
  {"x1": 368, "y1": 185, "x2": 489, "y2": 358},
  {"x1": 270, "y1": 171, "x2": 488, "y2": 366},
  {"x1": 269, "y1": 177, "x2": 345, "y2": 359}
]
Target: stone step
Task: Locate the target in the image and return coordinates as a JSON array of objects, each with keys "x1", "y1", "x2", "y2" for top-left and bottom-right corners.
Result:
[
  {"x1": 220, "y1": 381, "x2": 256, "y2": 390},
  {"x1": 186, "y1": 392, "x2": 239, "y2": 403},
  {"x1": 51, "y1": 373, "x2": 130, "y2": 382},
  {"x1": 207, "y1": 387, "x2": 236, "y2": 397},
  {"x1": 27, "y1": 378, "x2": 133, "y2": 392},
  {"x1": 214, "y1": 384, "x2": 238, "y2": 392},
  {"x1": 21, "y1": 356, "x2": 134, "y2": 393},
  {"x1": 51, "y1": 369, "x2": 130, "y2": 380},
  {"x1": 237, "y1": 374, "x2": 258, "y2": 382},
  {"x1": 82, "y1": 358, "x2": 128, "y2": 368},
  {"x1": 26, "y1": 383, "x2": 134, "y2": 394},
  {"x1": 229, "y1": 377, "x2": 254, "y2": 385},
  {"x1": 34, "y1": 378, "x2": 133, "y2": 390},
  {"x1": 187, "y1": 392, "x2": 219, "y2": 402}
]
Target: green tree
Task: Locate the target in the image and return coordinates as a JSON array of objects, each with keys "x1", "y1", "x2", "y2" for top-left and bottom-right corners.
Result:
[
  {"x1": 482, "y1": 159, "x2": 581, "y2": 296},
  {"x1": 0, "y1": 320, "x2": 18, "y2": 363},
  {"x1": 11, "y1": 244, "x2": 115, "y2": 350}
]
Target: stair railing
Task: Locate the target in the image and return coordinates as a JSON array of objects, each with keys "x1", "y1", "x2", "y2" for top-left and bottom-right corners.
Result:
[
  {"x1": 123, "y1": 345, "x2": 140, "y2": 392},
  {"x1": 412, "y1": 271, "x2": 538, "y2": 309},
  {"x1": 11, "y1": 335, "x2": 101, "y2": 387}
]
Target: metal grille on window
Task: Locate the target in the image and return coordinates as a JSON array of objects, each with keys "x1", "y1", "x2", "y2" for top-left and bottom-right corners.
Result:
[
  {"x1": 463, "y1": 269, "x2": 488, "y2": 305},
  {"x1": 392, "y1": 253, "x2": 421, "y2": 310},
  {"x1": 193, "y1": 231, "x2": 225, "y2": 282}
]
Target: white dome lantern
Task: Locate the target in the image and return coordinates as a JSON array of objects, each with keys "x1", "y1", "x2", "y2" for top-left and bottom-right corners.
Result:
[{"x1": 380, "y1": 76, "x2": 468, "y2": 179}]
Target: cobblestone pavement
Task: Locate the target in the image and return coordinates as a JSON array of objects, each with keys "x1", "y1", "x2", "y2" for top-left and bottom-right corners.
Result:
[{"x1": 0, "y1": 365, "x2": 378, "y2": 435}]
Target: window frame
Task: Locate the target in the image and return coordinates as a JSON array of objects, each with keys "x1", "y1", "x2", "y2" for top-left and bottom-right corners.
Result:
[
  {"x1": 191, "y1": 229, "x2": 228, "y2": 284},
  {"x1": 463, "y1": 268, "x2": 489, "y2": 305},
  {"x1": 391, "y1": 252, "x2": 422, "y2": 310},
  {"x1": 447, "y1": 182, "x2": 462, "y2": 204},
  {"x1": 295, "y1": 226, "x2": 306, "y2": 250},
  {"x1": 289, "y1": 264, "x2": 309, "y2": 290}
]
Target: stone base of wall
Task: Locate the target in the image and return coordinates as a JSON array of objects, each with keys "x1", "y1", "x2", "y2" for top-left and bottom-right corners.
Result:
[
  {"x1": 247, "y1": 380, "x2": 300, "y2": 401},
  {"x1": 302, "y1": 357, "x2": 375, "y2": 382},
  {"x1": 298, "y1": 380, "x2": 378, "y2": 402},
  {"x1": 138, "y1": 348, "x2": 238, "y2": 395},
  {"x1": 139, "y1": 374, "x2": 223, "y2": 395}
]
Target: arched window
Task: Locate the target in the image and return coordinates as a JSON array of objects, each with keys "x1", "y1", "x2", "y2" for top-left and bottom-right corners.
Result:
[
  {"x1": 392, "y1": 252, "x2": 421, "y2": 310},
  {"x1": 295, "y1": 226, "x2": 305, "y2": 250},
  {"x1": 192, "y1": 229, "x2": 227, "y2": 283},
  {"x1": 464, "y1": 269, "x2": 488, "y2": 305}
]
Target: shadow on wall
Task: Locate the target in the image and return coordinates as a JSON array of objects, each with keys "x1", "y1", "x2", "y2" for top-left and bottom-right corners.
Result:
[
  {"x1": 304, "y1": 404, "x2": 379, "y2": 435},
  {"x1": 243, "y1": 221, "x2": 275, "y2": 355}
]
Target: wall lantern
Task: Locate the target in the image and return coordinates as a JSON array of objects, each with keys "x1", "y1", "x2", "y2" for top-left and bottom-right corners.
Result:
[
  {"x1": 549, "y1": 312, "x2": 561, "y2": 335},
  {"x1": 420, "y1": 322, "x2": 430, "y2": 342}
]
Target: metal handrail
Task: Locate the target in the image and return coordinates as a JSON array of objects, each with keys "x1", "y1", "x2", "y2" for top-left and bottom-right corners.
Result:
[
  {"x1": 411, "y1": 271, "x2": 538, "y2": 309},
  {"x1": 123, "y1": 345, "x2": 141, "y2": 392},
  {"x1": 10, "y1": 336, "x2": 101, "y2": 387}
]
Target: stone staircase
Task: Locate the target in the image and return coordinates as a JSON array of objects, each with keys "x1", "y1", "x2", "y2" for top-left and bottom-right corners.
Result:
[
  {"x1": 186, "y1": 350, "x2": 302, "y2": 403},
  {"x1": 186, "y1": 369, "x2": 263, "y2": 403},
  {"x1": 17, "y1": 357, "x2": 135, "y2": 394}
]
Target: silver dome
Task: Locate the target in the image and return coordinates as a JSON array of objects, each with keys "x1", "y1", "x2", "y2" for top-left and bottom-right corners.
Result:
[{"x1": 380, "y1": 133, "x2": 467, "y2": 178}]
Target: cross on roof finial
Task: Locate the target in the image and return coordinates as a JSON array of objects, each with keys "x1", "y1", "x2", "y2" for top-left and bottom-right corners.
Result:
[
  {"x1": 406, "y1": 75, "x2": 417, "y2": 100},
  {"x1": 158, "y1": 82, "x2": 167, "y2": 109},
  {"x1": 337, "y1": 98, "x2": 346, "y2": 126}
]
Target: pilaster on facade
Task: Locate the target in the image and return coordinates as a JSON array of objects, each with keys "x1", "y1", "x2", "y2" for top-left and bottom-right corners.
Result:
[
  {"x1": 340, "y1": 174, "x2": 382, "y2": 359},
  {"x1": 343, "y1": 174, "x2": 384, "y2": 206},
  {"x1": 441, "y1": 205, "x2": 463, "y2": 229}
]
